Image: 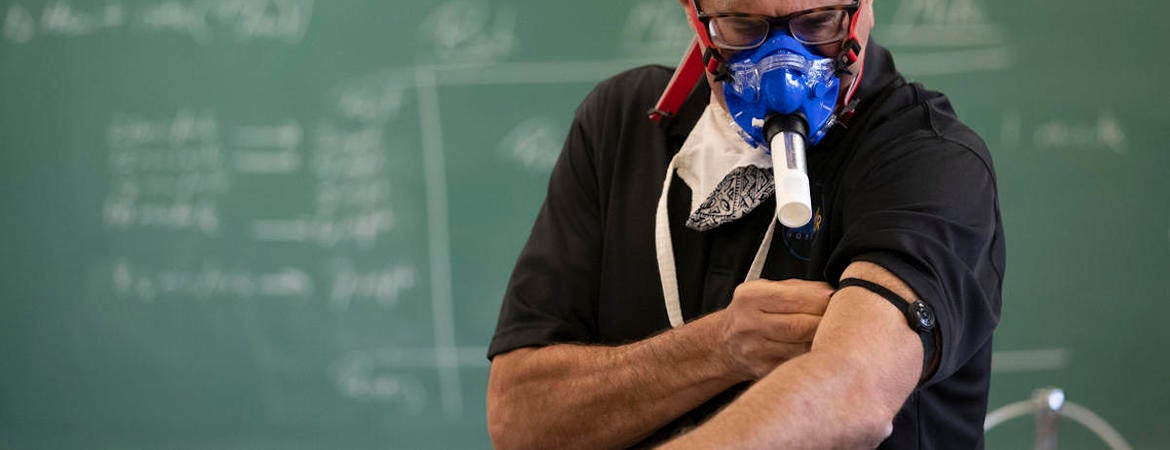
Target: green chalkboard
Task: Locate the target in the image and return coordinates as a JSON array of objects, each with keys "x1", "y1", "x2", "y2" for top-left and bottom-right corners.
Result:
[{"x1": 0, "y1": 0, "x2": 1166, "y2": 448}]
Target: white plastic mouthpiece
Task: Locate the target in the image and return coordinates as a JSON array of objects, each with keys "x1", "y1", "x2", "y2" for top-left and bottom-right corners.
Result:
[{"x1": 770, "y1": 131, "x2": 812, "y2": 229}]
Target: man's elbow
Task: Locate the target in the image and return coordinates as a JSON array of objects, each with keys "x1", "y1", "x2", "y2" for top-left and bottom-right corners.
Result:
[
  {"x1": 857, "y1": 404, "x2": 897, "y2": 448},
  {"x1": 859, "y1": 418, "x2": 896, "y2": 449},
  {"x1": 486, "y1": 374, "x2": 556, "y2": 450},
  {"x1": 486, "y1": 348, "x2": 540, "y2": 450},
  {"x1": 814, "y1": 349, "x2": 913, "y2": 448},
  {"x1": 851, "y1": 359, "x2": 913, "y2": 447},
  {"x1": 487, "y1": 402, "x2": 523, "y2": 449},
  {"x1": 487, "y1": 361, "x2": 520, "y2": 449},
  {"x1": 486, "y1": 377, "x2": 512, "y2": 448}
]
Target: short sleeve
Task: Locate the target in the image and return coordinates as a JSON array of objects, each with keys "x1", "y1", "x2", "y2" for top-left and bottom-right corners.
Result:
[
  {"x1": 827, "y1": 136, "x2": 1005, "y2": 386},
  {"x1": 486, "y1": 91, "x2": 606, "y2": 360}
]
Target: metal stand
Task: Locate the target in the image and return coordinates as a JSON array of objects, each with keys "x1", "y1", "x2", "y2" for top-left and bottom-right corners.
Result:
[
  {"x1": 984, "y1": 387, "x2": 1132, "y2": 450},
  {"x1": 1033, "y1": 388, "x2": 1063, "y2": 450}
]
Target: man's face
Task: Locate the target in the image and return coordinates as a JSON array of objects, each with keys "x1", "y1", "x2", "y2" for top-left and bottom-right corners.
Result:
[
  {"x1": 694, "y1": 0, "x2": 869, "y2": 59},
  {"x1": 683, "y1": 0, "x2": 875, "y2": 106},
  {"x1": 699, "y1": 0, "x2": 855, "y2": 17}
]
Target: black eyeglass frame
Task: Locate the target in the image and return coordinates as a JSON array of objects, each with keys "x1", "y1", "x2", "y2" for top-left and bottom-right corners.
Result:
[{"x1": 696, "y1": 1, "x2": 861, "y2": 51}]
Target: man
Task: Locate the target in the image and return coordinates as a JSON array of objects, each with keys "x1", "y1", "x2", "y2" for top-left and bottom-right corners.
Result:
[{"x1": 486, "y1": 0, "x2": 1004, "y2": 447}]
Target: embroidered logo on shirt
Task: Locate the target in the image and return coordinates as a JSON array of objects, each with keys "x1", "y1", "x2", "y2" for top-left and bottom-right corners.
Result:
[{"x1": 781, "y1": 182, "x2": 824, "y2": 261}]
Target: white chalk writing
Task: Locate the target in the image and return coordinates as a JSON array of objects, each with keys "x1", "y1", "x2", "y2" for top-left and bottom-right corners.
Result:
[
  {"x1": 1034, "y1": 112, "x2": 1126, "y2": 154},
  {"x1": 112, "y1": 259, "x2": 313, "y2": 301},
  {"x1": 105, "y1": 109, "x2": 228, "y2": 235},
  {"x1": 332, "y1": 352, "x2": 428, "y2": 414},
  {"x1": 328, "y1": 259, "x2": 417, "y2": 312},
  {"x1": 249, "y1": 120, "x2": 397, "y2": 248},
  {"x1": 230, "y1": 121, "x2": 304, "y2": 174},
  {"x1": 499, "y1": 117, "x2": 563, "y2": 172},
  {"x1": 620, "y1": 0, "x2": 691, "y2": 57},
  {"x1": 2, "y1": 0, "x2": 311, "y2": 44},
  {"x1": 880, "y1": 0, "x2": 1012, "y2": 75},
  {"x1": 251, "y1": 211, "x2": 395, "y2": 248},
  {"x1": 419, "y1": 0, "x2": 516, "y2": 64},
  {"x1": 330, "y1": 70, "x2": 410, "y2": 124},
  {"x1": 998, "y1": 109, "x2": 1127, "y2": 155}
]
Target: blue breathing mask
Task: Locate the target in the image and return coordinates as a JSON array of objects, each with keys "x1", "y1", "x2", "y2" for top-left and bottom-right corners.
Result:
[{"x1": 723, "y1": 34, "x2": 840, "y2": 148}]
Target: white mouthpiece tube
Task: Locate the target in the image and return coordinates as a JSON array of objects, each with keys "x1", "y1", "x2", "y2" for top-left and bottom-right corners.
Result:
[{"x1": 770, "y1": 130, "x2": 812, "y2": 228}]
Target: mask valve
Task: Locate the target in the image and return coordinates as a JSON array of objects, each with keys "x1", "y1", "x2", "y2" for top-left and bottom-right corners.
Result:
[{"x1": 723, "y1": 34, "x2": 839, "y2": 229}]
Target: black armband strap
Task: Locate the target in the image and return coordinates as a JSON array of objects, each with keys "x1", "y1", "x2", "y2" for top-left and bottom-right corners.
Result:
[
  {"x1": 837, "y1": 277, "x2": 940, "y2": 384},
  {"x1": 838, "y1": 278, "x2": 935, "y2": 332}
]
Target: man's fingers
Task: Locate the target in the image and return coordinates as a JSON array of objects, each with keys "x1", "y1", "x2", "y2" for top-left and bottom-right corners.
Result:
[
  {"x1": 734, "y1": 279, "x2": 834, "y2": 315},
  {"x1": 744, "y1": 341, "x2": 810, "y2": 365},
  {"x1": 758, "y1": 313, "x2": 822, "y2": 343}
]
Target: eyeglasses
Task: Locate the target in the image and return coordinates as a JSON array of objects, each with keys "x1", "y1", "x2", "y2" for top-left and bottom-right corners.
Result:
[{"x1": 697, "y1": 2, "x2": 859, "y2": 51}]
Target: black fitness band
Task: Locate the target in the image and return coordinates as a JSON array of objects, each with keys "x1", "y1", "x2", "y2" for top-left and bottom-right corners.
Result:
[{"x1": 837, "y1": 277, "x2": 940, "y2": 383}]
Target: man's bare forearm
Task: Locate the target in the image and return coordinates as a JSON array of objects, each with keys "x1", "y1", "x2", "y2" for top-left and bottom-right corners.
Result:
[
  {"x1": 657, "y1": 350, "x2": 899, "y2": 449},
  {"x1": 659, "y1": 264, "x2": 924, "y2": 449},
  {"x1": 487, "y1": 313, "x2": 740, "y2": 450}
]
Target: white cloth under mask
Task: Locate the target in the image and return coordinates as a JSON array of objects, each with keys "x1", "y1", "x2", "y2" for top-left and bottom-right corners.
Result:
[
  {"x1": 655, "y1": 97, "x2": 778, "y2": 328},
  {"x1": 674, "y1": 98, "x2": 777, "y2": 231}
]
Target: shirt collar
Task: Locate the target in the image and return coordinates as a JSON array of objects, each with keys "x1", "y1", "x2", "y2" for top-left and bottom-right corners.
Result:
[
  {"x1": 851, "y1": 39, "x2": 900, "y2": 114},
  {"x1": 667, "y1": 76, "x2": 711, "y2": 139}
]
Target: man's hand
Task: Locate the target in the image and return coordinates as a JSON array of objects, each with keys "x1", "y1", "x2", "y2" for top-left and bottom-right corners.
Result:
[
  {"x1": 486, "y1": 279, "x2": 832, "y2": 449},
  {"x1": 716, "y1": 279, "x2": 834, "y2": 380},
  {"x1": 658, "y1": 262, "x2": 927, "y2": 449}
]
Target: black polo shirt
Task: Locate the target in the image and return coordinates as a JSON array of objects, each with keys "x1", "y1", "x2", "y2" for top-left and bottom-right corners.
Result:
[{"x1": 488, "y1": 42, "x2": 1005, "y2": 449}]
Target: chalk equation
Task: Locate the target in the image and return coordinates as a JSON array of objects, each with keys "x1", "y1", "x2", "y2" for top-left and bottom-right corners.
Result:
[
  {"x1": 110, "y1": 257, "x2": 419, "y2": 309},
  {"x1": 620, "y1": 0, "x2": 691, "y2": 58},
  {"x1": 251, "y1": 210, "x2": 396, "y2": 249},
  {"x1": 999, "y1": 110, "x2": 1127, "y2": 155},
  {"x1": 887, "y1": 0, "x2": 1005, "y2": 47},
  {"x1": 112, "y1": 259, "x2": 313, "y2": 301},
  {"x1": 330, "y1": 347, "x2": 488, "y2": 415},
  {"x1": 880, "y1": 0, "x2": 1012, "y2": 75},
  {"x1": 1033, "y1": 112, "x2": 1126, "y2": 154},
  {"x1": 498, "y1": 117, "x2": 563, "y2": 172},
  {"x1": 104, "y1": 106, "x2": 406, "y2": 248},
  {"x1": 328, "y1": 260, "x2": 417, "y2": 312},
  {"x1": 3, "y1": 0, "x2": 312, "y2": 45},
  {"x1": 104, "y1": 110, "x2": 305, "y2": 235},
  {"x1": 332, "y1": 353, "x2": 428, "y2": 415},
  {"x1": 249, "y1": 121, "x2": 400, "y2": 249},
  {"x1": 232, "y1": 121, "x2": 304, "y2": 174},
  {"x1": 419, "y1": 0, "x2": 515, "y2": 64},
  {"x1": 105, "y1": 108, "x2": 229, "y2": 235},
  {"x1": 330, "y1": 70, "x2": 411, "y2": 124}
]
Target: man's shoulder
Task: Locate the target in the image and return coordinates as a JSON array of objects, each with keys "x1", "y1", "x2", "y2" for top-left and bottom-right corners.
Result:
[
  {"x1": 575, "y1": 64, "x2": 676, "y2": 123},
  {"x1": 916, "y1": 84, "x2": 995, "y2": 172},
  {"x1": 599, "y1": 64, "x2": 676, "y2": 92},
  {"x1": 855, "y1": 81, "x2": 995, "y2": 177},
  {"x1": 569, "y1": 64, "x2": 700, "y2": 179},
  {"x1": 852, "y1": 43, "x2": 991, "y2": 166}
]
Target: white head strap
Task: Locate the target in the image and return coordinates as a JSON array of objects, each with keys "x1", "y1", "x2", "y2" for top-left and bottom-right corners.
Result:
[{"x1": 655, "y1": 153, "x2": 777, "y2": 327}]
